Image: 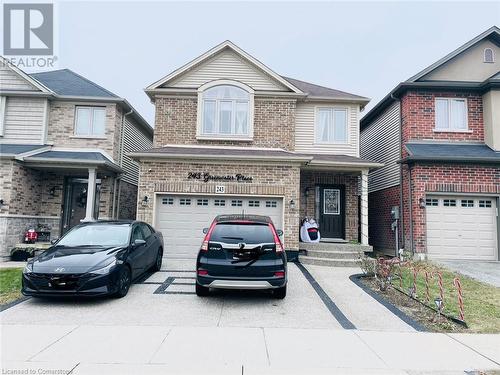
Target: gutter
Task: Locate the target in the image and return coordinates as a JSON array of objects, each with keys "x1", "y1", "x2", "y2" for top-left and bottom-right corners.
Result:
[
  {"x1": 128, "y1": 152, "x2": 312, "y2": 163},
  {"x1": 398, "y1": 156, "x2": 500, "y2": 165},
  {"x1": 22, "y1": 157, "x2": 124, "y2": 173}
]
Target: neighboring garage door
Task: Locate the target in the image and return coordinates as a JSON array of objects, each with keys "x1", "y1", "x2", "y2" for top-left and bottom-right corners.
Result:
[
  {"x1": 426, "y1": 196, "x2": 498, "y2": 260},
  {"x1": 155, "y1": 195, "x2": 284, "y2": 258}
]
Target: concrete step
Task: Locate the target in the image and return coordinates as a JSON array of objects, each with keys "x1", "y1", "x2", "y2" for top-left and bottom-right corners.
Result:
[
  {"x1": 306, "y1": 249, "x2": 361, "y2": 259},
  {"x1": 299, "y1": 242, "x2": 372, "y2": 253},
  {"x1": 299, "y1": 255, "x2": 360, "y2": 268}
]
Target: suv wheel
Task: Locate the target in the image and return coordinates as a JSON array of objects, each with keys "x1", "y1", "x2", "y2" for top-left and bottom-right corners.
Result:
[
  {"x1": 196, "y1": 283, "x2": 210, "y2": 297},
  {"x1": 273, "y1": 285, "x2": 286, "y2": 299}
]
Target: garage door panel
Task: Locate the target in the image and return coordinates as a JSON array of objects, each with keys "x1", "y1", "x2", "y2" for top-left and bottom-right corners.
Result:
[
  {"x1": 426, "y1": 196, "x2": 498, "y2": 261},
  {"x1": 155, "y1": 195, "x2": 283, "y2": 259}
]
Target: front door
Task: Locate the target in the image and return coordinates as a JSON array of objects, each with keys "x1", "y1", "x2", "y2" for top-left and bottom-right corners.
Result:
[
  {"x1": 318, "y1": 185, "x2": 345, "y2": 239},
  {"x1": 61, "y1": 178, "x2": 101, "y2": 234}
]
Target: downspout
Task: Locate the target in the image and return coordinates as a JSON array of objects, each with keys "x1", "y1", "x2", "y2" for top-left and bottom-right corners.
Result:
[
  {"x1": 115, "y1": 108, "x2": 134, "y2": 219},
  {"x1": 391, "y1": 92, "x2": 405, "y2": 256},
  {"x1": 407, "y1": 163, "x2": 414, "y2": 257}
]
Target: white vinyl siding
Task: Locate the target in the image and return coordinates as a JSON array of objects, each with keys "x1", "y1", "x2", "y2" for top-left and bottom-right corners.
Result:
[
  {"x1": 0, "y1": 97, "x2": 46, "y2": 144},
  {"x1": 0, "y1": 65, "x2": 37, "y2": 91},
  {"x1": 360, "y1": 101, "x2": 401, "y2": 193},
  {"x1": 167, "y1": 50, "x2": 287, "y2": 91},
  {"x1": 295, "y1": 102, "x2": 359, "y2": 156},
  {"x1": 120, "y1": 117, "x2": 153, "y2": 185},
  {"x1": 435, "y1": 98, "x2": 468, "y2": 131}
]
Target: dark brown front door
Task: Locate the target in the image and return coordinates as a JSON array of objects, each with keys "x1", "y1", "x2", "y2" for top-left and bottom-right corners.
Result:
[
  {"x1": 61, "y1": 178, "x2": 101, "y2": 234},
  {"x1": 318, "y1": 185, "x2": 345, "y2": 239}
]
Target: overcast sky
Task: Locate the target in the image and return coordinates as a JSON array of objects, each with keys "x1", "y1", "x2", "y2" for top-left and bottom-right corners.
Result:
[{"x1": 51, "y1": 1, "x2": 500, "y2": 125}]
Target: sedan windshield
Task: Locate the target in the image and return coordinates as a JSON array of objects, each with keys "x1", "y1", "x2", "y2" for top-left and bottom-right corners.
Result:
[{"x1": 56, "y1": 224, "x2": 131, "y2": 247}]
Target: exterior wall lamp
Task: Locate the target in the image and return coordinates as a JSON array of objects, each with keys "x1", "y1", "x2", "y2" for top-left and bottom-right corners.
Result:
[
  {"x1": 289, "y1": 199, "x2": 296, "y2": 209},
  {"x1": 141, "y1": 196, "x2": 149, "y2": 207},
  {"x1": 419, "y1": 197, "x2": 426, "y2": 209}
]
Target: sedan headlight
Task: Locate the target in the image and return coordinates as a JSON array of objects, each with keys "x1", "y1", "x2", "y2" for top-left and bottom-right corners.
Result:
[
  {"x1": 23, "y1": 261, "x2": 33, "y2": 274},
  {"x1": 89, "y1": 259, "x2": 117, "y2": 275}
]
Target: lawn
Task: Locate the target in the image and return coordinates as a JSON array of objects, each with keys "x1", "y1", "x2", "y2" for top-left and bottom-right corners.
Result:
[
  {"x1": 388, "y1": 262, "x2": 500, "y2": 333},
  {"x1": 0, "y1": 268, "x2": 23, "y2": 306}
]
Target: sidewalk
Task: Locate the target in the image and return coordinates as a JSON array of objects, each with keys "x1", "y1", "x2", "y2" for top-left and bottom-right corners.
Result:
[{"x1": 1, "y1": 325, "x2": 499, "y2": 374}]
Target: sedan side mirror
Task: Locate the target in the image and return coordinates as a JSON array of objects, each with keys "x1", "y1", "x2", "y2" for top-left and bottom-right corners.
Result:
[
  {"x1": 133, "y1": 239, "x2": 146, "y2": 247},
  {"x1": 50, "y1": 238, "x2": 59, "y2": 245},
  {"x1": 276, "y1": 230, "x2": 283, "y2": 237},
  {"x1": 202, "y1": 228, "x2": 208, "y2": 234}
]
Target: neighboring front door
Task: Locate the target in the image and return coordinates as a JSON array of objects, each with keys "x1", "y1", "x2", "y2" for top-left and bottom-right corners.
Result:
[
  {"x1": 318, "y1": 186, "x2": 345, "y2": 239},
  {"x1": 62, "y1": 178, "x2": 101, "y2": 234}
]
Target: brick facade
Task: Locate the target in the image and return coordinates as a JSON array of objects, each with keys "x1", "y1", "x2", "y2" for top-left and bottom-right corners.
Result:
[
  {"x1": 300, "y1": 170, "x2": 360, "y2": 242},
  {"x1": 137, "y1": 160, "x2": 301, "y2": 250},
  {"x1": 368, "y1": 185, "x2": 401, "y2": 253},
  {"x1": 401, "y1": 90, "x2": 484, "y2": 145},
  {"x1": 47, "y1": 101, "x2": 121, "y2": 160},
  {"x1": 118, "y1": 180, "x2": 138, "y2": 219},
  {"x1": 153, "y1": 97, "x2": 296, "y2": 151},
  {"x1": 402, "y1": 163, "x2": 500, "y2": 254}
]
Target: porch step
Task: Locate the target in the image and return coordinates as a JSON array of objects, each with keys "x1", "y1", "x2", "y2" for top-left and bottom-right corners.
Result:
[
  {"x1": 299, "y1": 242, "x2": 372, "y2": 253},
  {"x1": 299, "y1": 255, "x2": 360, "y2": 268},
  {"x1": 305, "y1": 249, "x2": 361, "y2": 260}
]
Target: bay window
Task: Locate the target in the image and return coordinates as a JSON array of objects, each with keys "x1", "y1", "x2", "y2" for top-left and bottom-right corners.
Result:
[
  {"x1": 315, "y1": 107, "x2": 348, "y2": 143},
  {"x1": 198, "y1": 82, "x2": 253, "y2": 139},
  {"x1": 435, "y1": 98, "x2": 468, "y2": 131}
]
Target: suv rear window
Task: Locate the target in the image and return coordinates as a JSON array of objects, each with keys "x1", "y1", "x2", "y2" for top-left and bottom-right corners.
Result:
[{"x1": 210, "y1": 223, "x2": 274, "y2": 244}]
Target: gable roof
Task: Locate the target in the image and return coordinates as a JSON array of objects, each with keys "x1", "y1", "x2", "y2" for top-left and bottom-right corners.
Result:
[
  {"x1": 146, "y1": 40, "x2": 302, "y2": 93},
  {"x1": 282, "y1": 76, "x2": 369, "y2": 102},
  {"x1": 361, "y1": 26, "x2": 500, "y2": 128},
  {"x1": 408, "y1": 26, "x2": 500, "y2": 82},
  {"x1": 30, "y1": 69, "x2": 119, "y2": 98},
  {"x1": 0, "y1": 56, "x2": 53, "y2": 93}
]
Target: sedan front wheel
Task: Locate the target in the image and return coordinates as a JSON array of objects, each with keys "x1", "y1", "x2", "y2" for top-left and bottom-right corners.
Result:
[{"x1": 114, "y1": 266, "x2": 131, "y2": 298}]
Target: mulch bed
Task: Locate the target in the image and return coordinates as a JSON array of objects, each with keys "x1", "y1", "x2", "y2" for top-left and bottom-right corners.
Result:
[{"x1": 360, "y1": 276, "x2": 467, "y2": 333}]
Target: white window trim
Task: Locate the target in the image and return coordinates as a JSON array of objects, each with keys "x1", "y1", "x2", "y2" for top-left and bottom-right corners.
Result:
[
  {"x1": 196, "y1": 79, "x2": 254, "y2": 141},
  {"x1": 74, "y1": 106, "x2": 107, "y2": 138},
  {"x1": 484, "y1": 48, "x2": 495, "y2": 63},
  {"x1": 0, "y1": 96, "x2": 6, "y2": 137},
  {"x1": 314, "y1": 106, "x2": 350, "y2": 144},
  {"x1": 433, "y1": 98, "x2": 469, "y2": 133}
]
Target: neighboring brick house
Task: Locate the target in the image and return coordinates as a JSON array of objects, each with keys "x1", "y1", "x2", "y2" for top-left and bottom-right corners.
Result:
[
  {"x1": 0, "y1": 58, "x2": 153, "y2": 259},
  {"x1": 360, "y1": 26, "x2": 500, "y2": 261},
  {"x1": 130, "y1": 41, "x2": 381, "y2": 259}
]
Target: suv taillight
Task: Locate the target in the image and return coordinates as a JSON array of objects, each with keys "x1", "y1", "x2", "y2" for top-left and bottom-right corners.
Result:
[
  {"x1": 269, "y1": 224, "x2": 284, "y2": 253},
  {"x1": 200, "y1": 221, "x2": 217, "y2": 252}
]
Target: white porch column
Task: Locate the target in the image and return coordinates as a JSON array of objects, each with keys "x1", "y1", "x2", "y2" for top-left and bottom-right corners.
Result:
[
  {"x1": 82, "y1": 168, "x2": 96, "y2": 222},
  {"x1": 360, "y1": 169, "x2": 369, "y2": 245}
]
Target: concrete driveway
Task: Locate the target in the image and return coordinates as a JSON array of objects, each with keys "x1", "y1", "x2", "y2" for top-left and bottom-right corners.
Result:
[
  {"x1": 2, "y1": 259, "x2": 500, "y2": 373},
  {"x1": 436, "y1": 260, "x2": 500, "y2": 287}
]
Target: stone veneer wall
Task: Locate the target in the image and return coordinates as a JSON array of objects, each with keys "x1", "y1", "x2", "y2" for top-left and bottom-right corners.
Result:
[
  {"x1": 137, "y1": 161, "x2": 301, "y2": 250},
  {"x1": 300, "y1": 170, "x2": 360, "y2": 242},
  {"x1": 153, "y1": 97, "x2": 297, "y2": 151}
]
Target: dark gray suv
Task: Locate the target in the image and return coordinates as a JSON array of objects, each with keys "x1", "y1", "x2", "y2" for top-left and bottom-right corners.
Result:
[{"x1": 195, "y1": 215, "x2": 287, "y2": 299}]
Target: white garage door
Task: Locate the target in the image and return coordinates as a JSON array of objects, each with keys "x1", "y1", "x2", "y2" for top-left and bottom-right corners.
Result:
[
  {"x1": 426, "y1": 196, "x2": 498, "y2": 260},
  {"x1": 155, "y1": 195, "x2": 284, "y2": 258}
]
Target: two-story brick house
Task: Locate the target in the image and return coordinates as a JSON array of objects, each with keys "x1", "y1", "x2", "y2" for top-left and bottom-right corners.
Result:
[
  {"x1": 360, "y1": 26, "x2": 500, "y2": 261},
  {"x1": 131, "y1": 41, "x2": 381, "y2": 259},
  {"x1": 0, "y1": 58, "x2": 153, "y2": 259}
]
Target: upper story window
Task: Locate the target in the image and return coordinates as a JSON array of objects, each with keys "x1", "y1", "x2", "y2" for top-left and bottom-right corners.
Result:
[
  {"x1": 435, "y1": 98, "x2": 467, "y2": 131},
  {"x1": 484, "y1": 48, "x2": 495, "y2": 63},
  {"x1": 75, "y1": 106, "x2": 106, "y2": 137},
  {"x1": 315, "y1": 107, "x2": 348, "y2": 143},
  {"x1": 197, "y1": 80, "x2": 254, "y2": 140},
  {"x1": 0, "y1": 96, "x2": 6, "y2": 136}
]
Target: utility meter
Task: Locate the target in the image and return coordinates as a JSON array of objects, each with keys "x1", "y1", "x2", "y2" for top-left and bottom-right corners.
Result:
[{"x1": 391, "y1": 206, "x2": 400, "y2": 220}]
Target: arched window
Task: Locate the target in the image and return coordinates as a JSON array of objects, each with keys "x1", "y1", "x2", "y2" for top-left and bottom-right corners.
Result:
[
  {"x1": 484, "y1": 48, "x2": 494, "y2": 63},
  {"x1": 198, "y1": 81, "x2": 253, "y2": 138}
]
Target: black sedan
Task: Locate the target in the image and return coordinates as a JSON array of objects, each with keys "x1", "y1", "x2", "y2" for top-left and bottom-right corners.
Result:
[{"x1": 22, "y1": 220, "x2": 164, "y2": 298}]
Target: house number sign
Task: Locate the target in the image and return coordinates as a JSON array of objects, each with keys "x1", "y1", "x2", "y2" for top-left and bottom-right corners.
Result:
[{"x1": 187, "y1": 172, "x2": 253, "y2": 183}]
